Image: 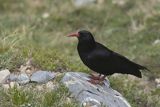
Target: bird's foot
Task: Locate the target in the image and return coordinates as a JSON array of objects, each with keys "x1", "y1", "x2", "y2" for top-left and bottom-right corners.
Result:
[
  {"x1": 88, "y1": 73, "x2": 101, "y2": 80},
  {"x1": 88, "y1": 75, "x2": 100, "y2": 80},
  {"x1": 87, "y1": 79, "x2": 104, "y2": 85},
  {"x1": 87, "y1": 75, "x2": 106, "y2": 85}
]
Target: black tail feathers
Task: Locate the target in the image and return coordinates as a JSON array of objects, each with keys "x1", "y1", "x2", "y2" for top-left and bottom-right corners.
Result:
[{"x1": 139, "y1": 65, "x2": 150, "y2": 71}]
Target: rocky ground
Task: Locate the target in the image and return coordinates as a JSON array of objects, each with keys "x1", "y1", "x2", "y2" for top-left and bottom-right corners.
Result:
[
  {"x1": 0, "y1": 59, "x2": 131, "y2": 107},
  {"x1": 0, "y1": 58, "x2": 159, "y2": 107}
]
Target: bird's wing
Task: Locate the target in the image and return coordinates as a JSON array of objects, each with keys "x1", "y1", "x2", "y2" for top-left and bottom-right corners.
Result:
[
  {"x1": 111, "y1": 52, "x2": 148, "y2": 70},
  {"x1": 87, "y1": 42, "x2": 147, "y2": 76},
  {"x1": 86, "y1": 43, "x2": 112, "y2": 65},
  {"x1": 95, "y1": 42, "x2": 147, "y2": 70}
]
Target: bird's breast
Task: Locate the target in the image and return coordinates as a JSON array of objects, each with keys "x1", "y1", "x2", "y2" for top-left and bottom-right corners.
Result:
[{"x1": 77, "y1": 42, "x2": 96, "y2": 68}]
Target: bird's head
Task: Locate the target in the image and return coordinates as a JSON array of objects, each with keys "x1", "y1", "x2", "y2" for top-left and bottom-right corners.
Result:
[{"x1": 67, "y1": 30, "x2": 95, "y2": 42}]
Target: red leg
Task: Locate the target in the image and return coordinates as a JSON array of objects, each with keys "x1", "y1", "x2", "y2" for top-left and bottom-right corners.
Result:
[
  {"x1": 89, "y1": 74, "x2": 101, "y2": 80},
  {"x1": 88, "y1": 74, "x2": 106, "y2": 85},
  {"x1": 87, "y1": 79, "x2": 101, "y2": 85},
  {"x1": 99, "y1": 75, "x2": 106, "y2": 81}
]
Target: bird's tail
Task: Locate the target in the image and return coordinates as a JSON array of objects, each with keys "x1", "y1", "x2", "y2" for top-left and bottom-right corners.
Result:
[
  {"x1": 138, "y1": 65, "x2": 150, "y2": 71},
  {"x1": 132, "y1": 70, "x2": 142, "y2": 78}
]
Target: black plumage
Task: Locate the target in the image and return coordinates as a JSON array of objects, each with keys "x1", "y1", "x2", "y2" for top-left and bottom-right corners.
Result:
[{"x1": 68, "y1": 30, "x2": 148, "y2": 79}]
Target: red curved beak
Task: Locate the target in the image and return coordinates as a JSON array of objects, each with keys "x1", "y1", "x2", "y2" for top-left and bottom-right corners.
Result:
[{"x1": 67, "y1": 32, "x2": 79, "y2": 37}]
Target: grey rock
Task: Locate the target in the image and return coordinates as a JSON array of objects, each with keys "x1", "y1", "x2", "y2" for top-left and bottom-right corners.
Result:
[
  {"x1": 6, "y1": 71, "x2": 55, "y2": 85},
  {"x1": 30, "y1": 71, "x2": 55, "y2": 83},
  {"x1": 7, "y1": 73, "x2": 30, "y2": 85},
  {"x1": 0, "y1": 69, "x2": 10, "y2": 83},
  {"x1": 17, "y1": 73, "x2": 30, "y2": 85},
  {"x1": 8, "y1": 73, "x2": 18, "y2": 81},
  {"x1": 62, "y1": 72, "x2": 131, "y2": 107},
  {"x1": 73, "y1": 0, "x2": 96, "y2": 7}
]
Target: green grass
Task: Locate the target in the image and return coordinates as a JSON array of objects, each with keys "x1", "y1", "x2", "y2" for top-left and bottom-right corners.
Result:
[
  {"x1": 110, "y1": 76, "x2": 160, "y2": 107},
  {"x1": 0, "y1": 0, "x2": 160, "y2": 107},
  {"x1": 0, "y1": 84, "x2": 78, "y2": 107}
]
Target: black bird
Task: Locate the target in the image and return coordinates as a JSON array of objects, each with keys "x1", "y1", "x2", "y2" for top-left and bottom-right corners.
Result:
[{"x1": 68, "y1": 30, "x2": 148, "y2": 84}]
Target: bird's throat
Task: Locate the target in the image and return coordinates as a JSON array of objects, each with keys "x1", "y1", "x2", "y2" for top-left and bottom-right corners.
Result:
[{"x1": 77, "y1": 40, "x2": 96, "y2": 53}]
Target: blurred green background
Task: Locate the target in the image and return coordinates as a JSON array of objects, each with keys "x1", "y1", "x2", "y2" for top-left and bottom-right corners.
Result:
[{"x1": 0, "y1": 0, "x2": 160, "y2": 107}]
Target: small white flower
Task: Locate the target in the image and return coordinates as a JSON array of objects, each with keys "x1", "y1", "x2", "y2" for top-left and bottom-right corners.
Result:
[
  {"x1": 153, "y1": 39, "x2": 160, "y2": 45},
  {"x1": 42, "y1": 12, "x2": 50, "y2": 19},
  {"x1": 155, "y1": 78, "x2": 160, "y2": 84}
]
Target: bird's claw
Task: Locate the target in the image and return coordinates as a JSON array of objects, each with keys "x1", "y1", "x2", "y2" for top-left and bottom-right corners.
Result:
[
  {"x1": 87, "y1": 79, "x2": 104, "y2": 85},
  {"x1": 88, "y1": 75, "x2": 100, "y2": 80}
]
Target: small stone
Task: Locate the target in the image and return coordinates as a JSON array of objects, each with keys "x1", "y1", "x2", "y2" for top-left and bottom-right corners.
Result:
[
  {"x1": 8, "y1": 73, "x2": 18, "y2": 81},
  {"x1": 17, "y1": 73, "x2": 30, "y2": 85},
  {"x1": 31, "y1": 71, "x2": 55, "y2": 83},
  {"x1": 0, "y1": 69, "x2": 10, "y2": 83},
  {"x1": 6, "y1": 73, "x2": 30, "y2": 85}
]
